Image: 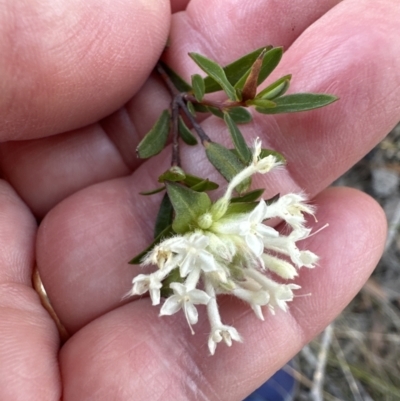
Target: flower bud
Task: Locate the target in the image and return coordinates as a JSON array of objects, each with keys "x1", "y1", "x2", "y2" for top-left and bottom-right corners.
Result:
[
  {"x1": 197, "y1": 213, "x2": 213, "y2": 229},
  {"x1": 210, "y1": 198, "x2": 229, "y2": 220}
]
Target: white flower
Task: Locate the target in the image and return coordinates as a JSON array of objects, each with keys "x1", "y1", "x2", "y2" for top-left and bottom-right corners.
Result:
[
  {"x1": 214, "y1": 201, "x2": 278, "y2": 257},
  {"x1": 221, "y1": 138, "x2": 281, "y2": 201},
  {"x1": 261, "y1": 253, "x2": 298, "y2": 279},
  {"x1": 131, "y1": 272, "x2": 164, "y2": 305},
  {"x1": 142, "y1": 236, "x2": 185, "y2": 271},
  {"x1": 252, "y1": 137, "x2": 283, "y2": 173},
  {"x1": 204, "y1": 232, "x2": 237, "y2": 263},
  {"x1": 263, "y1": 228, "x2": 319, "y2": 268},
  {"x1": 232, "y1": 287, "x2": 270, "y2": 320},
  {"x1": 160, "y1": 282, "x2": 211, "y2": 333},
  {"x1": 168, "y1": 232, "x2": 219, "y2": 277},
  {"x1": 264, "y1": 193, "x2": 315, "y2": 230},
  {"x1": 267, "y1": 282, "x2": 301, "y2": 314},
  {"x1": 208, "y1": 324, "x2": 242, "y2": 355},
  {"x1": 245, "y1": 268, "x2": 300, "y2": 314}
]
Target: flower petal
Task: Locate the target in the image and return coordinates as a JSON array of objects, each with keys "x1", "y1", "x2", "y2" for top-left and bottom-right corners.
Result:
[
  {"x1": 188, "y1": 289, "x2": 211, "y2": 305},
  {"x1": 185, "y1": 303, "x2": 199, "y2": 325},
  {"x1": 159, "y1": 296, "x2": 182, "y2": 316},
  {"x1": 245, "y1": 233, "x2": 264, "y2": 256}
]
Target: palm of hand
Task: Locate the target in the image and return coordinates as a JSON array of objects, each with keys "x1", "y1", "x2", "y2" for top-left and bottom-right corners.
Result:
[{"x1": 0, "y1": 1, "x2": 398, "y2": 400}]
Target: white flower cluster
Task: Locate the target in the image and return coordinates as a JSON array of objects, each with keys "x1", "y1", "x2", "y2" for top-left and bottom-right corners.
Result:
[{"x1": 128, "y1": 139, "x2": 319, "y2": 355}]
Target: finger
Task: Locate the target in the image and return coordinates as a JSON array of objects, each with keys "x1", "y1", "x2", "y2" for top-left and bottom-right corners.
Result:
[
  {"x1": 0, "y1": 0, "x2": 170, "y2": 141},
  {"x1": 59, "y1": 188, "x2": 386, "y2": 401},
  {"x1": 0, "y1": 181, "x2": 61, "y2": 400},
  {"x1": 0, "y1": 0, "x2": 340, "y2": 216},
  {"x1": 36, "y1": 0, "x2": 400, "y2": 331},
  {"x1": 170, "y1": 0, "x2": 189, "y2": 13}
]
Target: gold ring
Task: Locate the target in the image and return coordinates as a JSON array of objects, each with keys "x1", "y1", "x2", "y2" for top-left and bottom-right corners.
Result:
[{"x1": 32, "y1": 266, "x2": 70, "y2": 343}]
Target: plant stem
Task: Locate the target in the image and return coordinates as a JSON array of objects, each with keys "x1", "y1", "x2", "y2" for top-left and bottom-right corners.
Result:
[
  {"x1": 177, "y1": 96, "x2": 211, "y2": 145},
  {"x1": 156, "y1": 62, "x2": 212, "y2": 145},
  {"x1": 171, "y1": 99, "x2": 180, "y2": 167}
]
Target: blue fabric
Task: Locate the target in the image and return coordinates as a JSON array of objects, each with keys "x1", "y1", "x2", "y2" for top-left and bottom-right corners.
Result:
[{"x1": 243, "y1": 364, "x2": 295, "y2": 401}]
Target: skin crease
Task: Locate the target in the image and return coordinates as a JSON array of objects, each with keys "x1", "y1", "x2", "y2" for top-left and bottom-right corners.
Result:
[{"x1": 0, "y1": 0, "x2": 398, "y2": 400}]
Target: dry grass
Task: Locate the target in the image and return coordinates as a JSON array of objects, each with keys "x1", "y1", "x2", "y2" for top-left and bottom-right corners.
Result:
[{"x1": 293, "y1": 123, "x2": 400, "y2": 401}]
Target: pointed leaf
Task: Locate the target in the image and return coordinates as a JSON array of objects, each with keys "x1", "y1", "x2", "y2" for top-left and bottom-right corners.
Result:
[
  {"x1": 226, "y1": 202, "x2": 258, "y2": 215},
  {"x1": 207, "y1": 106, "x2": 224, "y2": 119},
  {"x1": 256, "y1": 93, "x2": 338, "y2": 114},
  {"x1": 191, "y1": 74, "x2": 205, "y2": 102},
  {"x1": 235, "y1": 47, "x2": 283, "y2": 90},
  {"x1": 241, "y1": 48, "x2": 267, "y2": 101},
  {"x1": 187, "y1": 101, "x2": 196, "y2": 116},
  {"x1": 230, "y1": 188, "x2": 265, "y2": 203},
  {"x1": 189, "y1": 53, "x2": 237, "y2": 101},
  {"x1": 158, "y1": 166, "x2": 186, "y2": 183},
  {"x1": 136, "y1": 110, "x2": 170, "y2": 158},
  {"x1": 205, "y1": 142, "x2": 250, "y2": 193},
  {"x1": 256, "y1": 75, "x2": 292, "y2": 100},
  {"x1": 203, "y1": 46, "x2": 272, "y2": 93},
  {"x1": 227, "y1": 107, "x2": 252, "y2": 124},
  {"x1": 154, "y1": 193, "x2": 174, "y2": 239},
  {"x1": 265, "y1": 193, "x2": 280, "y2": 205},
  {"x1": 129, "y1": 224, "x2": 174, "y2": 264},
  {"x1": 178, "y1": 117, "x2": 198, "y2": 145},
  {"x1": 166, "y1": 182, "x2": 212, "y2": 233},
  {"x1": 161, "y1": 269, "x2": 183, "y2": 298},
  {"x1": 159, "y1": 61, "x2": 192, "y2": 93},
  {"x1": 183, "y1": 174, "x2": 219, "y2": 191},
  {"x1": 224, "y1": 113, "x2": 252, "y2": 164},
  {"x1": 139, "y1": 186, "x2": 166, "y2": 196},
  {"x1": 190, "y1": 179, "x2": 215, "y2": 192},
  {"x1": 192, "y1": 103, "x2": 209, "y2": 113},
  {"x1": 247, "y1": 98, "x2": 276, "y2": 108}
]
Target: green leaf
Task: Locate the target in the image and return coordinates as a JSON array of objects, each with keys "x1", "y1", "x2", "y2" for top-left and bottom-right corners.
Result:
[
  {"x1": 203, "y1": 46, "x2": 272, "y2": 93},
  {"x1": 226, "y1": 201, "x2": 258, "y2": 215},
  {"x1": 259, "y1": 149, "x2": 286, "y2": 164},
  {"x1": 129, "y1": 224, "x2": 174, "y2": 264},
  {"x1": 224, "y1": 113, "x2": 252, "y2": 164},
  {"x1": 227, "y1": 107, "x2": 252, "y2": 124},
  {"x1": 154, "y1": 193, "x2": 174, "y2": 239},
  {"x1": 183, "y1": 174, "x2": 219, "y2": 191},
  {"x1": 247, "y1": 98, "x2": 276, "y2": 109},
  {"x1": 136, "y1": 110, "x2": 170, "y2": 158},
  {"x1": 207, "y1": 106, "x2": 224, "y2": 119},
  {"x1": 187, "y1": 101, "x2": 196, "y2": 116},
  {"x1": 230, "y1": 188, "x2": 265, "y2": 203},
  {"x1": 159, "y1": 61, "x2": 192, "y2": 92},
  {"x1": 190, "y1": 179, "x2": 215, "y2": 192},
  {"x1": 139, "y1": 186, "x2": 166, "y2": 196},
  {"x1": 205, "y1": 142, "x2": 250, "y2": 193},
  {"x1": 265, "y1": 193, "x2": 280, "y2": 205},
  {"x1": 178, "y1": 117, "x2": 198, "y2": 146},
  {"x1": 158, "y1": 166, "x2": 186, "y2": 183},
  {"x1": 191, "y1": 74, "x2": 205, "y2": 102},
  {"x1": 161, "y1": 269, "x2": 183, "y2": 298},
  {"x1": 166, "y1": 182, "x2": 212, "y2": 233},
  {"x1": 205, "y1": 106, "x2": 253, "y2": 124},
  {"x1": 256, "y1": 93, "x2": 338, "y2": 114},
  {"x1": 192, "y1": 103, "x2": 209, "y2": 113},
  {"x1": 189, "y1": 52, "x2": 237, "y2": 101},
  {"x1": 235, "y1": 47, "x2": 283, "y2": 90},
  {"x1": 256, "y1": 75, "x2": 292, "y2": 100}
]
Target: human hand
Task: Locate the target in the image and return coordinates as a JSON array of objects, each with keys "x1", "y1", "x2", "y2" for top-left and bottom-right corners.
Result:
[{"x1": 0, "y1": 0, "x2": 399, "y2": 400}]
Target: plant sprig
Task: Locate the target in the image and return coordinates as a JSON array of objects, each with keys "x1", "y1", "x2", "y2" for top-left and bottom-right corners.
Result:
[{"x1": 133, "y1": 46, "x2": 337, "y2": 263}]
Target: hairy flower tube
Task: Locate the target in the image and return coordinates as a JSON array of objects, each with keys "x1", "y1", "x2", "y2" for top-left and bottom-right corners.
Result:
[{"x1": 128, "y1": 139, "x2": 320, "y2": 355}]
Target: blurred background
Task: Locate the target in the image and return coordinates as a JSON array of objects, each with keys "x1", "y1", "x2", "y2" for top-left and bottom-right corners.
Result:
[{"x1": 246, "y1": 122, "x2": 400, "y2": 401}]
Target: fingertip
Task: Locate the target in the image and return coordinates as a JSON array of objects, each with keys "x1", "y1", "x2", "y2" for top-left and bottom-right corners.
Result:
[{"x1": 0, "y1": 0, "x2": 171, "y2": 140}]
